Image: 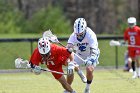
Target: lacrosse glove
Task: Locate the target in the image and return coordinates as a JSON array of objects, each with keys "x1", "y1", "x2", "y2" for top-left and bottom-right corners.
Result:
[
  {"x1": 33, "y1": 66, "x2": 42, "y2": 75},
  {"x1": 67, "y1": 62, "x2": 75, "y2": 75},
  {"x1": 84, "y1": 56, "x2": 99, "y2": 67}
]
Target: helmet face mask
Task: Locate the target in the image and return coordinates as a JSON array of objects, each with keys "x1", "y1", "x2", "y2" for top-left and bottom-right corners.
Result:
[
  {"x1": 127, "y1": 17, "x2": 136, "y2": 28},
  {"x1": 38, "y1": 38, "x2": 50, "y2": 55},
  {"x1": 76, "y1": 31, "x2": 86, "y2": 40},
  {"x1": 74, "y1": 18, "x2": 87, "y2": 41},
  {"x1": 41, "y1": 52, "x2": 50, "y2": 61}
]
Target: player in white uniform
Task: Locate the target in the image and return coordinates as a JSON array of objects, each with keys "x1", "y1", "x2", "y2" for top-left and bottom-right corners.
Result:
[{"x1": 67, "y1": 18, "x2": 100, "y2": 93}]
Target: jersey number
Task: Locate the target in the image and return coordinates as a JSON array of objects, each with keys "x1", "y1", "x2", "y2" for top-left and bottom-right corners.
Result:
[{"x1": 130, "y1": 36, "x2": 135, "y2": 45}]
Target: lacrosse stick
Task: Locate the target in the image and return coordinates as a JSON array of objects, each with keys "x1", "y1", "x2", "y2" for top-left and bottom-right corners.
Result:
[
  {"x1": 41, "y1": 68, "x2": 67, "y2": 75},
  {"x1": 15, "y1": 58, "x2": 31, "y2": 69},
  {"x1": 14, "y1": 58, "x2": 67, "y2": 75},
  {"x1": 109, "y1": 40, "x2": 140, "y2": 48},
  {"x1": 42, "y1": 30, "x2": 86, "y2": 63}
]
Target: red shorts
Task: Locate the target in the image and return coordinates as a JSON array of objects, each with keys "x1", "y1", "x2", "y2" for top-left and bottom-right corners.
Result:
[
  {"x1": 50, "y1": 65, "x2": 63, "y2": 80},
  {"x1": 47, "y1": 62, "x2": 66, "y2": 80},
  {"x1": 135, "y1": 48, "x2": 140, "y2": 56},
  {"x1": 128, "y1": 48, "x2": 136, "y2": 58}
]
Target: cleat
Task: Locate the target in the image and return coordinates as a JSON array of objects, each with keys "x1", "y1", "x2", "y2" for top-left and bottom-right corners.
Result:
[
  {"x1": 63, "y1": 90, "x2": 69, "y2": 93},
  {"x1": 132, "y1": 71, "x2": 137, "y2": 79},
  {"x1": 132, "y1": 75, "x2": 137, "y2": 79},
  {"x1": 63, "y1": 90, "x2": 76, "y2": 93},
  {"x1": 77, "y1": 70, "x2": 87, "y2": 83}
]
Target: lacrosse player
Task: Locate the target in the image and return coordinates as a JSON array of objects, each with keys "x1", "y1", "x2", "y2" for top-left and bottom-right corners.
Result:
[
  {"x1": 124, "y1": 17, "x2": 140, "y2": 78},
  {"x1": 67, "y1": 18, "x2": 100, "y2": 93},
  {"x1": 29, "y1": 37, "x2": 76, "y2": 93}
]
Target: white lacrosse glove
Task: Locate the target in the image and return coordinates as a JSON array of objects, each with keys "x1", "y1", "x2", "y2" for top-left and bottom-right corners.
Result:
[
  {"x1": 84, "y1": 56, "x2": 98, "y2": 67},
  {"x1": 15, "y1": 58, "x2": 31, "y2": 69},
  {"x1": 67, "y1": 62, "x2": 75, "y2": 75},
  {"x1": 32, "y1": 66, "x2": 42, "y2": 75}
]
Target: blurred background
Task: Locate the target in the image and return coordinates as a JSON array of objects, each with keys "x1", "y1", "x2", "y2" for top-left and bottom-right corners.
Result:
[{"x1": 0, "y1": 0, "x2": 140, "y2": 69}]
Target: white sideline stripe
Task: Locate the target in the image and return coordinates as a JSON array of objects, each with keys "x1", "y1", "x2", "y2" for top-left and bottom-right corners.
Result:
[{"x1": 0, "y1": 69, "x2": 30, "y2": 73}]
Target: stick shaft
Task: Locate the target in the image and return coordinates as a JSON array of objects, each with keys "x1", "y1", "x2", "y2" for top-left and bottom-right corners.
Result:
[
  {"x1": 123, "y1": 44, "x2": 140, "y2": 48},
  {"x1": 41, "y1": 68, "x2": 67, "y2": 75}
]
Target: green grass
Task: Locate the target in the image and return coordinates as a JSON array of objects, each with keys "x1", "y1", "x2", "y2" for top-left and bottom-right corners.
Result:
[{"x1": 0, "y1": 69, "x2": 140, "y2": 93}]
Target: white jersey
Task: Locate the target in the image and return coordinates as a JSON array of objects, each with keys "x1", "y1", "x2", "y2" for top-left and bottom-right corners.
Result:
[{"x1": 68, "y1": 27, "x2": 99, "y2": 60}]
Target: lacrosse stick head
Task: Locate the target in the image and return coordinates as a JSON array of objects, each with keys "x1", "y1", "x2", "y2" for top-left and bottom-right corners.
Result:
[
  {"x1": 42, "y1": 29, "x2": 59, "y2": 43},
  {"x1": 15, "y1": 58, "x2": 30, "y2": 68},
  {"x1": 109, "y1": 40, "x2": 121, "y2": 46}
]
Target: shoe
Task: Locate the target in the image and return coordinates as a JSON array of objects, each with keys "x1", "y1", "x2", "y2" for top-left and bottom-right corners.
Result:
[
  {"x1": 77, "y1": 70, "x2": 87, "y2": 83},
  {"x1": 132, "y1": 75, "x2": 137, "y2": 79},
  {"x1": 63, "y1": 90, "x2": 76, "y2": 93},
  {"x1": 63, "y1": 90, "x2": 70, "y2": 93},
  {"x1": 84, "y1": 88, "x2": 90, "y2": 93},
  {"x1": 71, "y1": 90, "x2": 76, "y2": 93},
  {"x1": 132, "y1": 71, "x2": 137, "y2": 79}
]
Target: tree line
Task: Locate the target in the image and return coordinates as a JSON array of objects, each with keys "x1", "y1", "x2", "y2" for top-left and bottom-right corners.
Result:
[{"x1": 1, "y1": 0, "x2": 140, "y2": 34}]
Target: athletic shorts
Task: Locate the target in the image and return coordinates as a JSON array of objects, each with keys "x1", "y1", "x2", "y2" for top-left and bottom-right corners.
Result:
[
  {"x1": 49, "y1": 65, "x2": 63, "y2": 80},
  {"x1": 128, "y1": 48, "x2": 136, "y2": 58},
  {"x1": 47, "y1": 61, "x2": 66, "y2": 80},
  {"x1": 135, "y1": 48, "x2": 140, "y2": 56}
]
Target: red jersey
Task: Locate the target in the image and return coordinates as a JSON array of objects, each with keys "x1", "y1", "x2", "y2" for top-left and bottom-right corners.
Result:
[
  {"x1": 30, "y1": 44, "x2": 71, "y2": 79},
  {"x1": 124, "y1": 26, "x2": 140, "y2": 46},
  {"x1": 124, "y1": 26, "x2": 140, "y2": 57}
]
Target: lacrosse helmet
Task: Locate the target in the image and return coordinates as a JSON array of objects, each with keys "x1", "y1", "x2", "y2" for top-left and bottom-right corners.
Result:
[
  {"x1": 74, "y1": 18, "x2": 87, "y2": 41},
  {"x1": 38, "y1": 37, "x2": 50, "y2": 54},
  {"x1": 127, "y1": 17, "x2": 136, "y2": 28}
]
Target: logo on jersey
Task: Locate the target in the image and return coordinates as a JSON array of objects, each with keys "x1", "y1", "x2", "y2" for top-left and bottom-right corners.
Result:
[{"x1": 77, "y1": 43, "x2": 88, "y2": 52}]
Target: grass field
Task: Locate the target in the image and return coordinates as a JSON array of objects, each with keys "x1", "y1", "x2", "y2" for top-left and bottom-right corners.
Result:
[{"x1": 0, "y1": 69, "x2": 140, "y2": 93}]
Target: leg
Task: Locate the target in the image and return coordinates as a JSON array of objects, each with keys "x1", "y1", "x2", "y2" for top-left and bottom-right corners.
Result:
[
  {"x1": 135, "y1": 55, "x2": 140, "y2": 77},
  {"x1": 57, "y1": 75, "x2": 75, "y2": 92},
  {"x1": 75, "y1": 66, "x2": 87, "y2": 83},
  {"x1": 131, "y1": 59, "x2": 137, "y2": 78},
  {"x1": 67, "y1": 74, "x2": 74, "y2": 85},
  {"x1": 128, "y1": 49, "x2": 137, "y2": 78},
  {"x1": 84, "y1": 66, "x2": 94, "y2": 93},
  {"x1": 74, "y1": 56, "x2": 87, "y2": 83}
]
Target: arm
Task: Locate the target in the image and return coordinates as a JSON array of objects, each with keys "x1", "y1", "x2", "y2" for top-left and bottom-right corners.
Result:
[{"x1": 29, "y1": 48, "x2": 42, "y2": 75}]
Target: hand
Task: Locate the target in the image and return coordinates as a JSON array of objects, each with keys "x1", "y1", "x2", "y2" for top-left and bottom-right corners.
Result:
[
  {"x1": 84, "y1": 56, "x2": 96, "y2": 66},
  {"x1": 33, "y1": 66, "x2": 42, "y2": 75},
  {"x1": 67, "y1": 62, "x2": 75, "y2": 75}
]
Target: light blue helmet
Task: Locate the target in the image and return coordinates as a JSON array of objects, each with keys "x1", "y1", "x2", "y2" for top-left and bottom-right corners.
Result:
[{"x1": 74, "y1": 18, "x2": 87, "y2": 34}]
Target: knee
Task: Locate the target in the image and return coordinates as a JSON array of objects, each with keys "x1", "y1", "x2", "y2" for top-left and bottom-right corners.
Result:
[{"x1": 86, "y1": 66, "x2": 94, "y2": 74}]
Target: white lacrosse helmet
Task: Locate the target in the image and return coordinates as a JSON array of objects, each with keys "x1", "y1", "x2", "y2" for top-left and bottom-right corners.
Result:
[
  {"x1": 38, "y1": 37, "x2": 50, "y2": 54},
  {"x1": 127, "y1": 17, "x2": 136, "y2": 28},
  {"x1": 74, "y1": 18, "x2": 87, "y2": 34}
]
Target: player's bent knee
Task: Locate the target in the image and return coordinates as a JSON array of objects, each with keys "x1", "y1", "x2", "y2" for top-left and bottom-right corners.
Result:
[{"x1": 86, "y1": 66, "x2": 94, "y2": 72}]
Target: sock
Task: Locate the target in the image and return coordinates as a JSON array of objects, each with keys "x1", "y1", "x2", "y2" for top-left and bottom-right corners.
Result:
[
  {"x1": 86, "y1": 80, "x2": 92, "y2": 89},
  {"x1": 131, "y1": 61, "x2": 136, "y2": 71},
  {"x1": 138, "y1": 67, "x2": 140, "y2": 76}
]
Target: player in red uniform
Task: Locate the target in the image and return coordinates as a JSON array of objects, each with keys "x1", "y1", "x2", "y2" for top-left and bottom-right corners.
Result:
[
  {"x1": 30, "y1": 37, "x2": 76, "y2": 93},
  {"x1": 124, "y1": 17, "x2": 140, "y2": 78}
]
